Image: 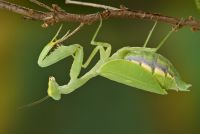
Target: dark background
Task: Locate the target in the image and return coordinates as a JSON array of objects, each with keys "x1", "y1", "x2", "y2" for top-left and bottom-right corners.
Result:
[{"x1": 0, "y1": 0, "x2": 199, "y2": 134}]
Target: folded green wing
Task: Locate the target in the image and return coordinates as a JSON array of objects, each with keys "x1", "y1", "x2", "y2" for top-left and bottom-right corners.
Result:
[{"x1": 98, "y1": 59, "x2": 167, "y2": 95}]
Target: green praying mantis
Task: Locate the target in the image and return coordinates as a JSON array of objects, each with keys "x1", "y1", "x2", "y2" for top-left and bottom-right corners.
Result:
[{"x1": 37, "y1": 19, "x2": 191, "y2": 102}]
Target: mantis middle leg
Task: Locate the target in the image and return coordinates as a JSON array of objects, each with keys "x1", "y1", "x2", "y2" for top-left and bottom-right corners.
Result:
[{"x1": 82, "y1": 17, "x2": 112, "y2": 69}]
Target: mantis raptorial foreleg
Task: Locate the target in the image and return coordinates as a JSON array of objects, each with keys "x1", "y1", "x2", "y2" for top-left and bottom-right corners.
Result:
[
  {"x1": 38, "y1": 25, "x2": 76, "y2": 67},
  {"x1": 36, "y1": 23, "x2": 85, "y2": 100},
  {"x1": 69, "y1": 45, "x2": 83, "y2": 81},
  {"x1": 38, "y1": 42, "x2": 84, "y2": 100}
]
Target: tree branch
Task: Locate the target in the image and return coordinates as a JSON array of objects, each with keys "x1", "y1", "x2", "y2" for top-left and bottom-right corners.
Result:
[
  {"x1": 0, "y1": 0, "x2": 200, "y2": 31},
  {"x1": 65, "y1": 0, "x2": 119, "y2": 10}
]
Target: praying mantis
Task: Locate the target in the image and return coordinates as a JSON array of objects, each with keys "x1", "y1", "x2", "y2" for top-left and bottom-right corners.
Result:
[{"x1": 37, "y1": 19, "x2": 191, "y2": 101}]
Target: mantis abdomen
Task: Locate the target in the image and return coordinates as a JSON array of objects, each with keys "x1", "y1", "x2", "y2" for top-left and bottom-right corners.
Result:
[{"x1": 99, "y1": 48, "x2": 191, "y2": 94}]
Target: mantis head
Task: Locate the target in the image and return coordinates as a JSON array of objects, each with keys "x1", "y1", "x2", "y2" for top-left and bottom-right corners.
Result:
[{"x1": 47, "y1": 76, "x2": 61, "y2": 100}]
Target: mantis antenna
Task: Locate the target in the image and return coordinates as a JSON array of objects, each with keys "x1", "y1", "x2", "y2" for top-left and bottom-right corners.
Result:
[{"x1": 18, "y1": 96, "x2": 50, "y2": 110}]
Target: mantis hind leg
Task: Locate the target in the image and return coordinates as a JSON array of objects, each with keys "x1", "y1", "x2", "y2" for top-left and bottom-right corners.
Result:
[
  {"x1": 154, "y1": 19, "x2": 184, "y2": 51},
  {"x1": 142, "y1": 21, "x2": 175, "y2": 52},
  {"x1": 154, "y1": 27, "x2": 175, "y2": 52},
  {"x1": 143, "y1": 21, "x2": 157, "y2": 48}
]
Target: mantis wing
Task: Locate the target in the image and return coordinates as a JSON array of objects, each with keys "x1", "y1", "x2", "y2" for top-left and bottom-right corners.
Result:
[{"x1": 98, "y1": 59, "x2": 167, "y2": 95}]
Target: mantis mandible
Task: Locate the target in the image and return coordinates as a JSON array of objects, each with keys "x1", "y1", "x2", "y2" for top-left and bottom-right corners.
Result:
[{"x1": 37, "y1": 19, "x2": 191, "y2": 101}]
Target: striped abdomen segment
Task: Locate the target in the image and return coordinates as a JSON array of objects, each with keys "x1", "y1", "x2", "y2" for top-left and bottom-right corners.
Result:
[{"x1": 124, "y1": 52, "x2": 177, "y2": 89}]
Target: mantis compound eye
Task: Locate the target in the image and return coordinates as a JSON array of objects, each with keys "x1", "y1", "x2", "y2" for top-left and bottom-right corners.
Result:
[{"x1": 47, "y1": 76, "x2": 61, "y2": 100}]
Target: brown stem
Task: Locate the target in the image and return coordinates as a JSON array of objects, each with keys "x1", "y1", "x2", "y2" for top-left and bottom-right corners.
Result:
[
  {"x1": 0, "y1": 0, "x2": 200, "y2": 31},
  {"x1": 29, "y1": 0, "x2": 53, "y2": 11}
]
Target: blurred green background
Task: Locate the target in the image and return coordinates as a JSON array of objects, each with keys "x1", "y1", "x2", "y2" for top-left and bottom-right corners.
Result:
[{"x1": 0, "y1": 0, "x2": 200, "y2": 134}]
